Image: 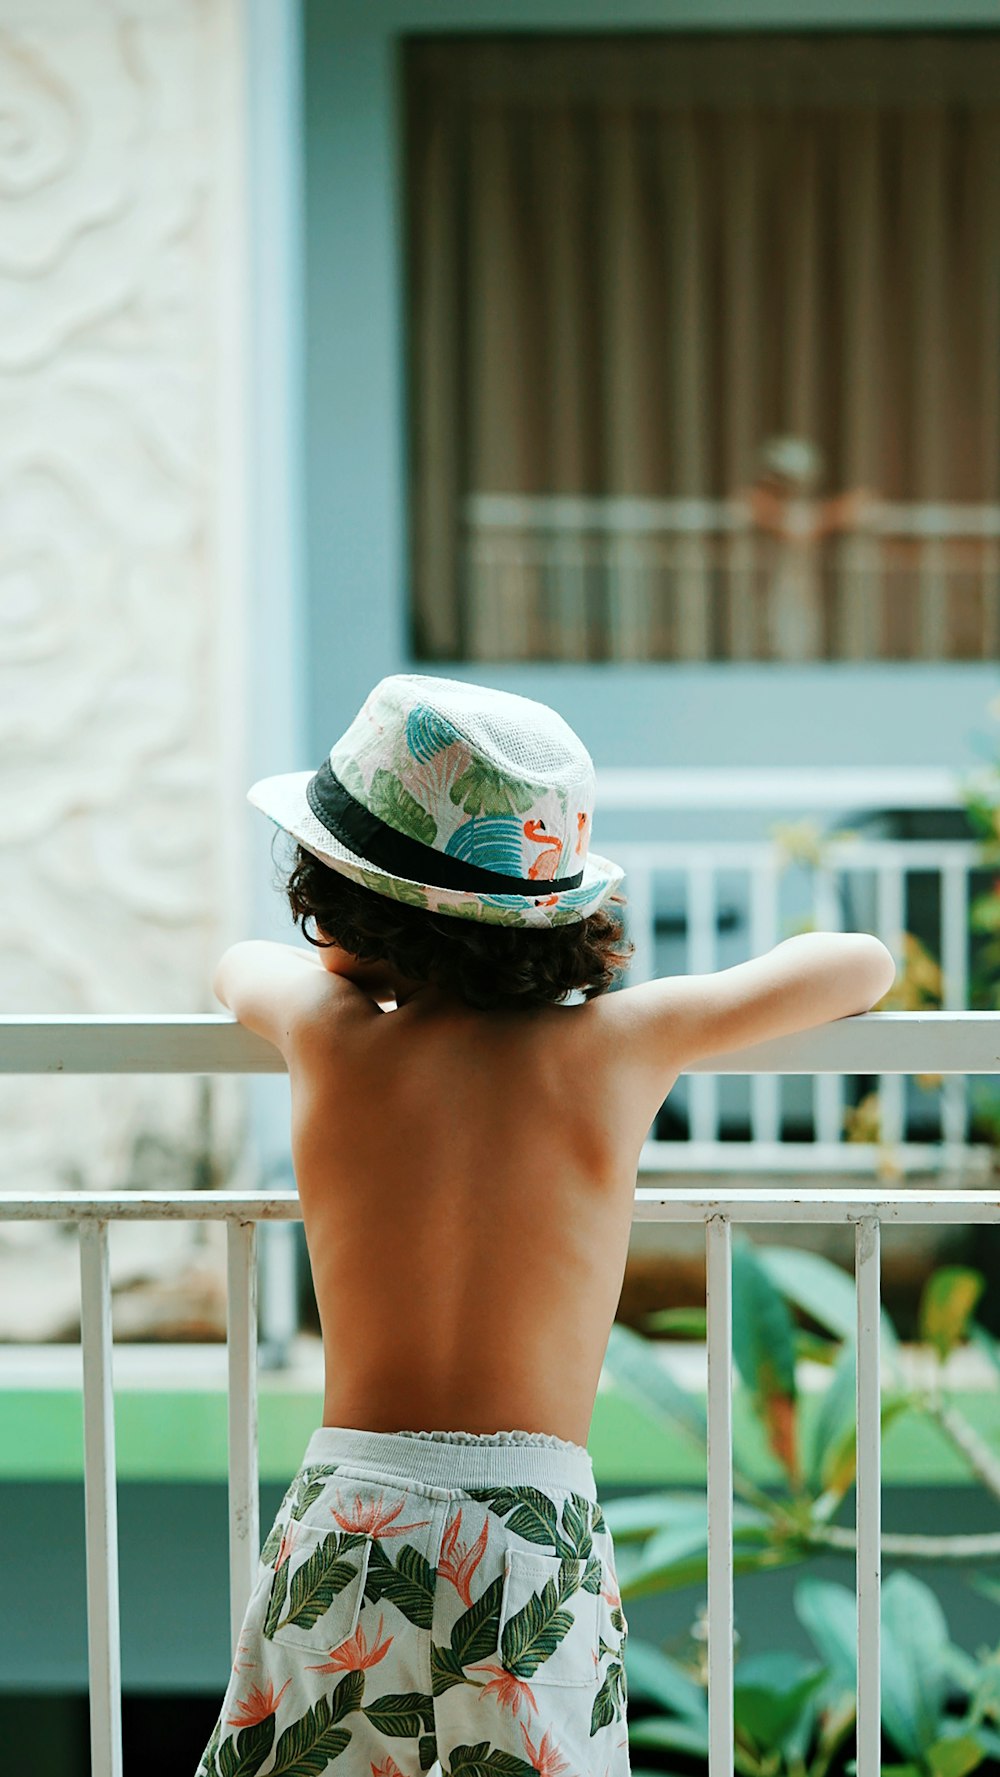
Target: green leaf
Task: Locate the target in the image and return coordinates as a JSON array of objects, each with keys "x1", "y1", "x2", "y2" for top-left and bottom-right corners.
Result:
[
  {"x1": 617, "y1": 1528, "x2": 786, "y2": 1601},
  {"x1": 919, "y1": 1269, "x2": 986, "y2": 1361},
  {"x1": 813, "y1": 1393, "x2": 911, "y2": 1505},
  {"x1": 926, "y1": 1736, "x2": 986, "y2": 1777},
  {"x1": 449, "y1": 759, "x2": 537, "y2": 817},
  {"x1": 368, "y1": 768, "x2": 437, "y2": 845},
  {"x1": 643, "y1": 1307, "x2": 708, "y2": 1337},
  {"x1": 365, "y1": 1540, "x2": 436, "y2": 1629},
  {"x1": 326, "y1": 1670, "x2": 366, "y2": 1726},
  {"x1": 628, "y1": 1717, "x2": 713, "y2": 1756},
  {"x1": 262, "y1": 1560, "x2": 289, "y2": 1640},
  {"x1": 602, "y1": 1322, "x2": 706, "y2": 1446},
  {"x1": 218, "y1": 1717, "x2": 276, "y2": 1777},
  {"x1": 732, "y1": 1652, "x2": 826, "y2": 1753},
  {"x1": 431, "y1": 1643, "x2": 468, "y2": 1697},
  {"x1": 446, "y1": 1743, "x2": 536, "y2": 1777},
  {"x1": 795, "y1": 1330, "x2": 842, "y2": 1365},
  {"x1": 466, "y1": 1486, "x2": 559, "y2": 1548},
  {"x1": 623, "y1": 1638, "x2": 708, "y2": 1728},
  {"x1": 500, "y1": 1569, "x2": 576, "y2": 1678},
  {"x1": 292, "y1": 1476, "x2": 333, "y2": 1520},
  {"x1": 732, "y1": 1242, "x2": 798, "y2": 1478},
  {"x1": 280, "y1": 1533, "x2": 363, "y2": 1634},
  {"x1": 266, "y1": 1682, "x2": 360, "y2": 1776},
  {"x1": 971, "y1": 1572, "x2": 1000, "y2": 1606},
  {"x1": 259, "y1": 1520, "x2": 283, "y2": 1566},
  {"x1": 591, "y1": 1661, "x2": 627, "y2": 1735},
  {"x1": 419, "y1": 1733, "x2": 438, "y2": 1772},
  {"x1": 557, "y1": 1493, "x2": 594, "y2": 1562},
  {"x1": 807, "y1": 1341, "x2": 857, "y2": 1494},
  {"x1": 433, "y1": 1573, "x2": 505, "y2": 1689},
  {"x1": 362, "y1": 1693, "x2": 435, "y2": 1738},
  {"x1": 794, "y1": 1576, "x2": 856, "y2": 1698},
  {"x1": 757, "y1": 1246, "x2": 900, "y2": 1355},
  {"x1": 881, "y1": 1571, "x2": 952, "y2": 1758},
  {"x1": 602, "y1": 1491, "x2": 770, "y2": 1546}
]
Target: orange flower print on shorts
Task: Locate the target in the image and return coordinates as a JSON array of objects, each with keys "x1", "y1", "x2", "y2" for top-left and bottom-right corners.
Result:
[{"x1": 193, "y1": 1447, "x2": 630, "y2": 1777}]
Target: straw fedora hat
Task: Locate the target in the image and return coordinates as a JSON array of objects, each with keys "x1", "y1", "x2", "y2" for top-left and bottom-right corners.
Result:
[{"x1": 247, "y1": 674, "x2": 625, "y2": 928}]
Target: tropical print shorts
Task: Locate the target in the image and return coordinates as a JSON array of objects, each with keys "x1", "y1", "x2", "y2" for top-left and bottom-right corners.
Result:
[{"x1": 194, "y1": 1426, "x2": 630, "y2": 1777}]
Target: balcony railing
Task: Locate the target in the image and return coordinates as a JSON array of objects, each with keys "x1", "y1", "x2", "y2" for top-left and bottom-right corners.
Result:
[
  {"x1": 3, "y1": 1011, "x2": 1000, "y2": 1777},
  {"x1": 595, "y1": 766, "x2": 994, "y2": 1178},
  {"x1": 462, "y1": 493, "x2": 1000, "y2": 661}
]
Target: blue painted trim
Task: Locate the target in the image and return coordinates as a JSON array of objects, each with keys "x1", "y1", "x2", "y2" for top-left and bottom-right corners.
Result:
[
  {"x1": 303, "y1": 0, "x2": 1000, "y2": 771},
  {"x1": 317, "y1": 1, "x2": 1000, "y2": 30},
  {"x1": 304, "y1": 11, "x2": 409, "y2": 753}
]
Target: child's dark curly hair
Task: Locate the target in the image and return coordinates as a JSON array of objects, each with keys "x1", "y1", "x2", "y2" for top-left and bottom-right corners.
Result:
[{"x1": 280, "y1": 841, "x2": 634, "y2": 1011}]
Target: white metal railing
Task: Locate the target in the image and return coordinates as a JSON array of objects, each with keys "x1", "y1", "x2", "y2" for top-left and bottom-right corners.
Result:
[
  {"x1": 3, "y1": 1012, "x2": 1000, "y2": 1777},
  {"x1": 589, "y1": 768, "x2": 993, "y2": 1178},
  {"x1": 463, "y1": 493, "x2": 1000, "y2": 661}
]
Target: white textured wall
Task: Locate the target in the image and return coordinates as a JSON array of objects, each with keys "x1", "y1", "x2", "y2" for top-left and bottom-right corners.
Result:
[{"x1": 0, "y1": 0, "x2": 255, "y2": 1334}]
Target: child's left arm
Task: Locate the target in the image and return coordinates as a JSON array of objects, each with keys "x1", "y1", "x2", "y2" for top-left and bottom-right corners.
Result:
[{"x1": 211, "y1": 939, "x2": 327, "y2": 1058}]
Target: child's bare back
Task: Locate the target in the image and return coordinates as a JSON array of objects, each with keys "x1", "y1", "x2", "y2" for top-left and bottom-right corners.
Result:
[{"x1": 219, "y1": 927, "x2": 896, "y2": 1446}]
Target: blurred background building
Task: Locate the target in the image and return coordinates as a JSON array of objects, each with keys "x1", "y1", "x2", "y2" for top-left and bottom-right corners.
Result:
[{"x1": 3, "y1": 1, "x2": 1000, "y2": 1771}]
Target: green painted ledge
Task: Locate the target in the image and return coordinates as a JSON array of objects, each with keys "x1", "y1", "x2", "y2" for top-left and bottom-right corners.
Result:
[{"x1": 5, "y1": 1383, "x2": 1000, "y2": 1488}]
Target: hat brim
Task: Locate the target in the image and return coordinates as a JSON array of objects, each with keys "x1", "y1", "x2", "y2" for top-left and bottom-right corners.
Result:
[{"x1": 247, "y1": 769, "x2": 625, "y2": 928}]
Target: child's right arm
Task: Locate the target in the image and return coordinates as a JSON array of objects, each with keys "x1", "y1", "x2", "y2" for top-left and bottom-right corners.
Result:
[{"x1": 615, "y1": 930, "x2": 896, "y2": 1073}]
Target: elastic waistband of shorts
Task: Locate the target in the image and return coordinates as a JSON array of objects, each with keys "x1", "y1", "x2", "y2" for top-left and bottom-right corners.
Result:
[{"x1": 300, "y1": 1425, "x2": 597, "y2": 1498}]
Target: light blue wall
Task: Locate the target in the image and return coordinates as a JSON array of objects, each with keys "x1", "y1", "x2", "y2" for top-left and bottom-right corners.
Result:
[{"x1": 300, "y1": 0, "x2": 1000, "y2": 787}]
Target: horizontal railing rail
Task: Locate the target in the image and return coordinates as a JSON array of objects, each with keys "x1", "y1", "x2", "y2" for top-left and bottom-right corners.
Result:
[
  {"x1": 2, "y1": 1008, "x2": 997, "y2": 1074},
  {"x1": 594, "y1": 764, "x2": 968, "y2": 809},
  {"x1": 5, "y1": 1011, "x2": 1000, "y2": 1777}
]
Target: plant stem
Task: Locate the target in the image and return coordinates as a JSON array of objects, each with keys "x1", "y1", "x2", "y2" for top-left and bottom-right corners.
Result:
[
  {"x1": 925, "y1": 1396, "x2": 1000, "y2": 1505},
  {"x1": 802, "y1": 1525, "x2": 1000, "y2": 1561}
]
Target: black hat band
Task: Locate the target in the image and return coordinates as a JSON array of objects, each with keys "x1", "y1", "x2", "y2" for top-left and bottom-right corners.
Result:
[{"x1": 304, "y1": 757, "x2": 586, "y2": 897}]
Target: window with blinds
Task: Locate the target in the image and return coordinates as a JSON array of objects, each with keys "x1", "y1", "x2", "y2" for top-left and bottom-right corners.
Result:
[{"x1": 404, "y1": 33, "x2": 1000, "y2": 664}]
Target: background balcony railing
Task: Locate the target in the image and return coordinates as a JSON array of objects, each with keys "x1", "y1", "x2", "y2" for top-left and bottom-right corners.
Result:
[
  {"x1": 3, "y1": 1012, "x2": 1000, "y2": 1777},
  {"x1": 462, "y1": 494, "x2": 1000, "y2": 662},
  {"x1": 594, "y1": 767, "x2": 997, "y2": 1179}
]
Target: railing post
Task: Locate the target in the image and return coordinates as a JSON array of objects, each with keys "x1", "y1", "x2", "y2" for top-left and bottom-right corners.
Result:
[
  {"x1": 79, "y1": 1218, "x2": 124, "y2": 1777},
  {"x1": 856, "y1": 1214, "x2": 882, "y2": 1777},
  {"x1": 706, "y1": 1213, "x2": 734, "y2": 1777},
  {"x1": 227, "y1": 1218, "x2": 260, "y2": 1653}
]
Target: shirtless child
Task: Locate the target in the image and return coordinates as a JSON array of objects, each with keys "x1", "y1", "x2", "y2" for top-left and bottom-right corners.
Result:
[{"x1": 196, "y1": 674, "x2": 895, "y2": 1777}]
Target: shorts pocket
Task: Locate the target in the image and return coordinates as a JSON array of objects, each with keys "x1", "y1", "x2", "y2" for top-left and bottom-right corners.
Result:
[
  {"x1": 498, "y1": 1548, "x2": 600, "y2": 1689},
  {"x1": 262, "y1": 1523, "x2": 373, "y2": 1655}
]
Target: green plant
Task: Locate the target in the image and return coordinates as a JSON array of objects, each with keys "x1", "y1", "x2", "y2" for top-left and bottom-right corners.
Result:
[
  {"x1": 603, "y1": 1242, "x2": 1000, "y2": 1774},
  {"x1": 625, "y1": 1570, "x2": 1000, "y2": 1777}
]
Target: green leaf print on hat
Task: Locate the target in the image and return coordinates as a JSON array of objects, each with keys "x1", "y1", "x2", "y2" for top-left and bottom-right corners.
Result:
[
  {"x1": 445, "y1": 899, "x2": 523, "y2": 926},
  {"x1": 449, "y1": 758, "x2": 537, "y2": 818},
  {"x1": 406, "y1": 702, "x2": 461, "y2": 762},
  {"x1": 446, "y1": 815, "x2": 524, "y2": 876},
  {"x1": 355, "y1": 868, "x2": 429, "y2": 908},
  {"x1": 368, "y1": 769, "x2": 437, "y2": 846}
]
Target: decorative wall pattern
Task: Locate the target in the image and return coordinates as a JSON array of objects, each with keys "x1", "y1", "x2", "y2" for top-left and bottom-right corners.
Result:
[{"x1": 0, "y1": 0, "x2": 253, "y2": 1336}]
